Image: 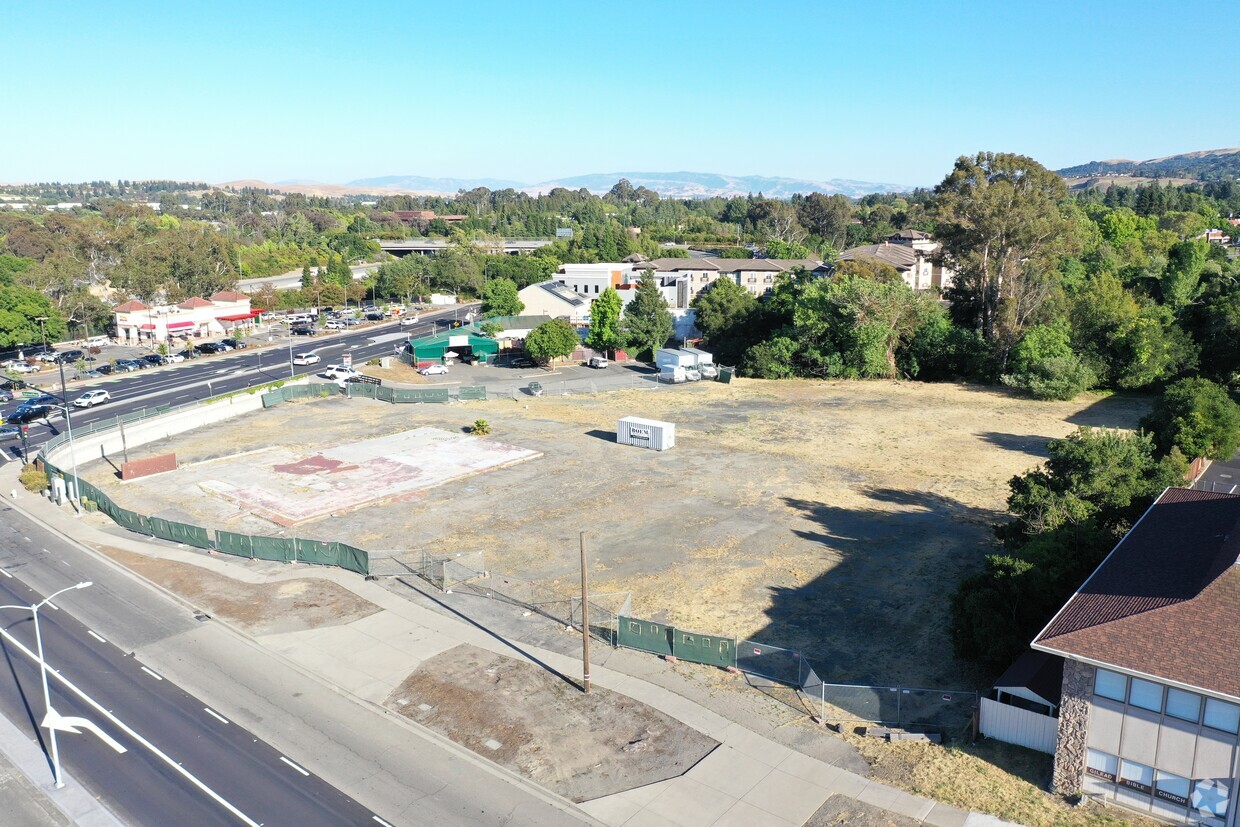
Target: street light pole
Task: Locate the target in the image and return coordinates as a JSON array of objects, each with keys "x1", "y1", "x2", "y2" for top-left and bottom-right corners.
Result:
[{"x1": 0, "y1": 581, "x2": 93, "y2": 789}]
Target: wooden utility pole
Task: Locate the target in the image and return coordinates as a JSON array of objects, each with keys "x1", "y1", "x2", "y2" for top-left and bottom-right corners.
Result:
[{"x1": 579, "y1": 531, "x2": 591, "y2": 694}]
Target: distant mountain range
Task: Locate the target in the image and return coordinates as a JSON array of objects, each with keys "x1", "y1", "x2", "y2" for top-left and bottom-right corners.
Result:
[
  {"x1": 343, "y1": 171, "x2": 909, "y2": 199},
  {"x1": 1056, "y1": 148, "x2": 1240, "y2": 182}
]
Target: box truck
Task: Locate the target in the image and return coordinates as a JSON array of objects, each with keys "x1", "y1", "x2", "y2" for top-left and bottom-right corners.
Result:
[
  {"x1": 679, "y1": 347, "x2": 717, "y2": 379},
  {"x1": 655, "y1": 348, "x2": 699, "y2": 380}
]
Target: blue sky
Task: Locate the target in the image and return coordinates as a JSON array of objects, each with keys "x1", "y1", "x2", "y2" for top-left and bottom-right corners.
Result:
[{"x1": 3, "y1": 0, "x2": 1236, "y2": 188}]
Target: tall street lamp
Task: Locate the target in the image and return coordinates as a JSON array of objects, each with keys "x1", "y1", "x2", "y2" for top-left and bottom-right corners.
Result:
[{"x1": 0, "y1": 581, "x2": 93, "y2": 789}]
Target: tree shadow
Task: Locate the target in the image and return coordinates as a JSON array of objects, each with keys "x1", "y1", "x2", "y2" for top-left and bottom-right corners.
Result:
[
  {"x1": 1064, "y1": 392, "x2": 1153, "y2": 429},
  {"x1": 976, "y1": 432, "x2": 1055, "y2": 459},
  {"x1": 748, "y1": 487, "x2": 1003, "y2": 689}
]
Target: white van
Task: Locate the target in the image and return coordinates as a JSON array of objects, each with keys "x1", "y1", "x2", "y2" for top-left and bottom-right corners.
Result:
[
  {"x1": 85, "y1": 335, "x2": 109, "y2": 348},
  {"x1": 659, "y1": 365, "x2": 687, "y2": 384}
]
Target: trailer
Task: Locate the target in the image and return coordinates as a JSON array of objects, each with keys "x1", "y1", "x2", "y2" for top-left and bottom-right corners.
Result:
[{"x1": 679, "y1": 347, "x2": 717, "y2": 379}]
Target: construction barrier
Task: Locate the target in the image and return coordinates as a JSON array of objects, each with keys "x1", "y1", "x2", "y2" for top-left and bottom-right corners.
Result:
[
  {"x1": 618, "y1": 617, "x2": 675, "y2": 656},
  {"x1": 457, "y1": 386, "x2": 488, "y2": 401}
]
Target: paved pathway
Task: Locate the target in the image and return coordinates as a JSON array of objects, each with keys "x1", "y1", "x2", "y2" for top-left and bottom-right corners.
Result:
[{"x1": 4, "y1": 468, "x2": 1022, "y2": 827}]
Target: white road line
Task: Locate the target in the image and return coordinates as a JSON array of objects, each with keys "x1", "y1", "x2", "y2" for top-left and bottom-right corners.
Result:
[
  {"x1": 140, "y1": 666, "x2": 164, "y2": 681},
  {"x1": 0, "y1": 624, "x2": 259, "y2": 826},
  {"x1": 87, "y1": 630, "x2": 107, "y2": 643},
  {"x1": 372, "y1": 817, "x2": 395, "y2": 827},
  {"x1": 22, "y1": 537, "x2": 30, "y2": 542},
  {"x1": 0, "y1": 569, "x2": 11, "y2": 578},
  {"x1": 203, "y1": 707, "x2": 230, "y2": 725},
  {"x1": 279, "y1": 756, "x2": 310, "y2": 776}
]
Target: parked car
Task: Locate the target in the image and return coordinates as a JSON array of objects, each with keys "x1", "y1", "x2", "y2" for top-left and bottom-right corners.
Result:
[
  {"x1": 140, "y1": 354, "x2": 165, "y2": 367},
  {"x1": 94, "y1": 364, "x2": 113, "y2": 375},
  {"x1": 7, "y1": 362, "x2": 40, "y2": 374},
  {"x1": 196, "y1": 343, "x2": 223, "y2": 354},
  {"x1": 362, "y1": 305, "x2": 379, "y2": 314},
  {"x1": 0, "y1": 379, "x2": 27, "y2": 392},
  {"x1": 290, "y1": 327, "x2": 317, "y2": 337},
  {"x1": 527, "y1": 381, "x2": 543, "y2": 397},
  {"x1": 55, "y1": 349, "x2": 85, "y2": 364},
  {"x1": 292, "y1": 353, "x2": 321, "y2": 366},
  {"x1": 177, "y1": 348, "x2": 197, "y2": 360},
  {"x1": 0, "y1": 425, "x2": 20, "y2": 442},
  {"x1": 586, "y1": 356, "x2": 608, "y2": 369},
  {"x1": 8, "y1": 405, "x2": 55, "y2": 424},
  {"x1": 73, "y1": 390, "x2": 111, "y2": 408},
  {"x1": 509, "y1": 356, "x2": 535, "y2": 369},
  {"x1": 163, "y1": 353, "x2": 185, "y2": 364},
  {"x1": 343, "y1": 319, "x2": 362, "y2": 326},
  {"x1": 113, "y1": 359, "x2": 141, "y2": 372},
  {"x1": 0, "y1": 390, "x2": 13, "y2": 403},
  {"x1": 324, "y1": 320, "x2": 345, "y2": 330},
  {"x1": 220, "y1": 338, "x2": 247, "y2": 350},
  {"x1": 36, "y1": 352, "x2": 60, "y2": 363},
  {"x1": 418, "y1": 364, "x2": 449, "y2": 376},
  {"x1": 80, "y1": 370, "x2": 104, "y2": 379},
  {"x1": 321, "y1": 364, "x2": 358, "y2": 380},
  {"x1": 365, "y1": 312, "x2": 385, "y2": 322}
]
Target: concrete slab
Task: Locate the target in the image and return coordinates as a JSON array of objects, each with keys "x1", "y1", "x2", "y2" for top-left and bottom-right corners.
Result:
[
  {"x1": 924, "y1": 802, "x2": 972, "y2": 827},
  {"x1": 857, "y1": 782, "x2": 935, "y2": 820},
  {"x1": 715, "y1": 723, "x2": 793, "y2": 768},
  {"x1": 687, "y1": 746, "x2": 775, "y2": 799},
  {"x1": 739, "y1": 768, "x2": 831, "y2": 825},
  {"x1": 644, "y1": 777, "x2": 738, "y2": 827},
  {"x1": 775, "y1": 750, "x2": 847, "y2": 789},
  {"x1": 577, "y1": 793, "x2": 643, "y2": 826},
  {"x1": 709, "y1": 800, "x2": 794, "y2": 827}
]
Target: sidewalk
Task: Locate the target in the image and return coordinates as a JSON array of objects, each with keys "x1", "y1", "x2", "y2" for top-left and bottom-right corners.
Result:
[{"x1": 5, "y1": 474, "x2": 1016, "y2": 827}]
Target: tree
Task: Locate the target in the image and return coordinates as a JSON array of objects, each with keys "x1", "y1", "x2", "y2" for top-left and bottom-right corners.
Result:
[
  {"x1": 949, "y1": 427, "x2": 1187, "y2": 669},
  {"x1": 1001, "y1": 323, "x2": 1096, "y2": 400},
  {"x1": 1141, "y1": 378, "x2": 1240, "y2": 460},
  {"x1": 834, "y1": 258, "x2": 904, "y2": 284},
  {"x1": 742, "y1": 336, "x2": 798, "y2": 378},
  {"x1": 690, "y1": 278, "x2": 758, "y2": 364},
  {"x1": 794, "y1": 193, "x2": 852, "y2": 250},
  {"x1": 300, "y1": 263, "x2": 314, "y2": 290},
  {"x1": 523, "y1": 319, "x2": 580, "y2": 363},
  {"x1": 585, "y1": 286, "x2": 623, "y2": 353},
  {"x1": 621, "y1": 271, "x2": 674, "y2": 360},
  {"x1": 373, "y1": 255, "x2": 430, "y2": 303},
  {"x1": 325, "y1": 254, "x2": 352, "y2": 288},
  {"x1": 934, "y1": 152, "x2": 1081, "y2": 357},
  {"x1": 0, "y1": 283, "x2": 66, "y2": 348},
  {"x1": 480, "y1": 278, "x2": 523, "y2": 317},
  {"x1": 763, "y1": 239, "x2": 812, "y2": 259}
]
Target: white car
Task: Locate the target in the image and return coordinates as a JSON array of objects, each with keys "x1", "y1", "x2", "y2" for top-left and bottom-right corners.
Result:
[
  {"x1": 418, "y1": 364, "x2": 449, "y2": 376},
  {"x1": 324, "y1": 320, "x2": 346, "y2": 330},
  {"x1": 164, "y1": 353, "x2": 185, "y2": 364},
  {"x1": 399, "y1": 316, "x2": 421, "y2": 327},
  {"x1": 7, "y1": 362, "x2": 40, "y2": 374},
  {"x1": 292, "y1": 353, "x2": 321, "y2": 366},
  {"x1": 73, "y1": 390, "x2": 111, "y2": 408},
  {"x1": 320, "y1": 364, "x2": 358, "y2": 380}
]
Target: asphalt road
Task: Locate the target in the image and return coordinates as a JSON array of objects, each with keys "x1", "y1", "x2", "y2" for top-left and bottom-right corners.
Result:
[
  {"x1": 0, "y1": 561, "x2": 376, "y2": 824},
  {"x1": 0, "y1": 497, "x2": 589, "y2": 826},
  {"x1": 1, "y1": 306, "x2": 477, "y2": 461}
]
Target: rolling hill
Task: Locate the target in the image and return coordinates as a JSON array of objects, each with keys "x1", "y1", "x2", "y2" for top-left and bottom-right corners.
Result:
[{"x1": 1057, "y1": 148, "x2": 1240, "y2": 182}]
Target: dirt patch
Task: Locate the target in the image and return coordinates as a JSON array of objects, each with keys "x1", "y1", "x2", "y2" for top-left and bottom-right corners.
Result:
[
  {"x1": 95, "y1": 545, "x2": 380, "y2": 635},
  {"x1": 386, "y1": 644, "x2": 718, "y2": 802},
  {"x1": 845, "y1": 734, "x2": 1163, "y2": 827},
  {"x1": 806, "y1": 795, "x2": 922, "y2": 827}
]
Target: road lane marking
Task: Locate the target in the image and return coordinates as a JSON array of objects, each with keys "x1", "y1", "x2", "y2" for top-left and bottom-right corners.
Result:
[
  {"x1": 0, "y1": 569, "x2": 11, "y2": 578},
  {"x1": 279, "y1": 756, "x2": 310, "y2": 776},
  {"x1": 0, "y1": 623, "x2": 260, "y2": 826},
  {"x1": 373, "y1": 817, "x2": 395, "y2": 827},
  {"x1": 140, "y1": 666, "x2": 164, "y2": 681},
  {"x1": 203, "y1": 707, "x2": 230, "y2": 725},
  {"x1": 87, "y1": 630, "x2": 107, "y2": 643}
]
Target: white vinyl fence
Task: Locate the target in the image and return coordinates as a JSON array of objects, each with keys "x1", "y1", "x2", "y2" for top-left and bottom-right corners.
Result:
[{"x1": 979, "y1": 697, "x2": 1059, "y2": 754}]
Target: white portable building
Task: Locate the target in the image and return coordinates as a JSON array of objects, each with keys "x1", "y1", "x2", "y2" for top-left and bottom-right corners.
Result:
[{"x1": 617, "y1": 416, "x2": 676, "y2": 451}]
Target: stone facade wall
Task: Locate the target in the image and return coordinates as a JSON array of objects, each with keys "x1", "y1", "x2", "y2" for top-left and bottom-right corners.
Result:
[{"x1": 1052, "y1": 658, "x2": 1095, "y2": 795}]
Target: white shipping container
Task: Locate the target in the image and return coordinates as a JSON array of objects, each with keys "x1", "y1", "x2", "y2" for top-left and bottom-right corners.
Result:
[{"x1": 617, "y1": 416, "x2": 676, "y2": 451}]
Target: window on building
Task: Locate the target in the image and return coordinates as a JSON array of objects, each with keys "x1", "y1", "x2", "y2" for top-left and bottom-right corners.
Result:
[
  {"x1": 594, "y1": 285, "x2": 599, "y2": 293},
  {"x1": 1155, "y1": 771, "x2": 1191, "y2": 807},
  {"x1": 1086, "y1": 749, "x2": 1117, "y2": 781},
  {"x1": 1129, "y1": 677, "x2": 1164, "y2": 713},
  {"x1": 1094, "y1": 668, "x2": 1128, "y2": 702},
  {"x1": 1118, "y1": 759, "x2": 1153, "y2": 795},
  {"x1": 1193, "y1": 778, "x2": 1232, "y2": 820},
  {"x1": 764, "y1": 275, "x2": 773, "y2": 282},
  {"x1": 1165, "y1": 687, "x2": 1201, "y2": 723},
  {"x1": 1203, "y1": 697, "x2": 1240, "y2": 734},
  {"x1": 748, "y1": 276, "x2": 757, "y2": 283}
]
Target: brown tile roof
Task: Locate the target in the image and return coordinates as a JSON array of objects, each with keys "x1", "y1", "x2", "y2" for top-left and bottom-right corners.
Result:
[
  {"x1": 113, "y1": 299, "x2": 149, "y2": 312},
  {"x1": 177, "y1": 297, "x2": 215, "y2": 309},
  {"x1": 771, "y1": 259, "x2": 824, "y2": 272},
  {"x1": 1033, "y1": 488, "x2": 1240, "y2": 699},
  {"x1": 644, "y1": 258, "x2": 720, "y2": 271},
  {"x1": 209, "y1": 290, "x2": 249, "y2": 302}
]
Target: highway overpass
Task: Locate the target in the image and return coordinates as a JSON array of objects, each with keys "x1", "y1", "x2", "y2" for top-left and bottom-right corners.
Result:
[{"x1": 380, "y1": 237, "x2": 555, "y2": 257}]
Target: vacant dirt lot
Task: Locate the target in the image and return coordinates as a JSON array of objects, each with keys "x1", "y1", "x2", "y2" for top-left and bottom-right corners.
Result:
[
  {"x1": 79, "y1": 379, "x2": 1148, "y2": 687},
  {"x1": 96, "y1": 545, "x2": 380, "y2": 635},
  {"x1": 386, "y1": 644, "x2": 717, "y2": 802}
]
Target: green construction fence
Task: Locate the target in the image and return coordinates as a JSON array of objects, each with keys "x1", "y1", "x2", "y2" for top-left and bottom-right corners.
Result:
[{"x1": 618, "y1": 616, "x2": 738, "y2": 669}]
